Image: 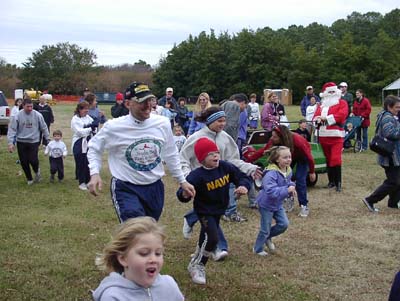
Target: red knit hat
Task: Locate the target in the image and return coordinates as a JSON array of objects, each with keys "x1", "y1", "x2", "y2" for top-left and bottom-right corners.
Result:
[
  {"x1": 116, "y1": 92, "x2": 124, "y2": 101},
  {"x1": 194, "y1": 138, "x2": 219, "y2": 163}
]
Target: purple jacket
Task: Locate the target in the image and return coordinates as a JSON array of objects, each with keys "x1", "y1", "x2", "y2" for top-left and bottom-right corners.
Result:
[
  {"x1": 256, "y1": 164, "x2": 295, "y2": 211},
  {"x1": 261, "y1": 102, "x2": 278, "y2": 130}
]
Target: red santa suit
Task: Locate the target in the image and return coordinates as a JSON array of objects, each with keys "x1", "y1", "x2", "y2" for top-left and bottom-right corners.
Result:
[{"x1": 313, "y1": 82, "x2": 348, "y2": 191}]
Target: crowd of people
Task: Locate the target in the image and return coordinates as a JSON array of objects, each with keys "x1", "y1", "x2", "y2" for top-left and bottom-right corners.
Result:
[{"x1": 5, "y1": 82, "x2": 400, "y2": 299}]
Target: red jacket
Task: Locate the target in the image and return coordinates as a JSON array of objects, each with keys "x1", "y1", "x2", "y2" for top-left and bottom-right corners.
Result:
[
  {"x1": 352, "y1": 97, "x2": 371, "y2": 127},
  {"x1": 246, "y1": 133, "x2": 315, "y2": 173}
]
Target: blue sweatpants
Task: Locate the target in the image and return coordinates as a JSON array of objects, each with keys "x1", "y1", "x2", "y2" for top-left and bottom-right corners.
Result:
[{"x1": 110, "y1": 177, "x2": 164, "y2": 223}]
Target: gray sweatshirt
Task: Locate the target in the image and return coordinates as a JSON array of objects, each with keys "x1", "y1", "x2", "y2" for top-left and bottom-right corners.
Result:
[
  {"x1": 7, "y1": 109, "x2": 49, "y2": 144},
  {"x1": 92, "y1": 272, "x2": 184, "y2": 301},
  {"x1": 221, "y1": 100, "x2": 240, "y2": 141}
]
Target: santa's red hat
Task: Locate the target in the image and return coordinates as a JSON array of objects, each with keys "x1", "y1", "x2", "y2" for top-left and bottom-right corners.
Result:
[
  {"x1": 320, "y1": 82, "x2": 340, "y2": 98},
  {"x1": 194, "y1": 138, "x2": 219, "y2": 163}
]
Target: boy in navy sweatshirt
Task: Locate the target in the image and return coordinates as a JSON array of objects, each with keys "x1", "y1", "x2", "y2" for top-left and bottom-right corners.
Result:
[{"x1": 177, "y1": 137, "x2": 252, "y2": 285}]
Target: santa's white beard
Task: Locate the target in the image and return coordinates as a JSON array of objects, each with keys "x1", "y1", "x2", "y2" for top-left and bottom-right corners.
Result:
[{"x1": 321, "y1": 94, "x2": 340, "y2": 107}]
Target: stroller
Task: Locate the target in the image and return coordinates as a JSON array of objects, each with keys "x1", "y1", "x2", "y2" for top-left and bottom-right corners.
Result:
[{"x1": 343, "y1": 116, "x2": 363, "y2": 152}]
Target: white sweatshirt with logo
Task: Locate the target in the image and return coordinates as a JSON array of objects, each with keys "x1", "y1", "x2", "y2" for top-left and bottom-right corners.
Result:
[{"x1": 87, "y1": 113, "x2": 186, "y2": 185}]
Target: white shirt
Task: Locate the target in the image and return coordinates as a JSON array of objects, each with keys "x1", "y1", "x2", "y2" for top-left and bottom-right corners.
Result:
[
  {"x1": 45, "y1": 140, "x2": 67, "y2": 158},
  {"x1": 87, "y1": 114, "x2": 186, "y2": 185}
]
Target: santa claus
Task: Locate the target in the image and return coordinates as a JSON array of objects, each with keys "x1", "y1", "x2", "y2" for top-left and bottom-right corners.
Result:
[{"x1": 313, "y1": 82, "x2": 348, "y2": 192}]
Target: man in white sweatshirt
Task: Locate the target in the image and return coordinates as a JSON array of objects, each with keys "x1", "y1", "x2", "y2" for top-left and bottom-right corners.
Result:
[{"x1": 87, "y1": 82, "x2": 195, "y2": 222}]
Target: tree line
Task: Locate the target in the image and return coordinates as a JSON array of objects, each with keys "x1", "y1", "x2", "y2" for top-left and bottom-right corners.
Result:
[
  {"x1": 153, "y1": 9, "x2": 400, "y2": 103},
  {"x1": 0, "y1": 9, "x2": 399, "y2": 103}
]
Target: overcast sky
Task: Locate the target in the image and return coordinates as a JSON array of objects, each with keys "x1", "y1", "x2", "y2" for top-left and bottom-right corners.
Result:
[{"x1": 1, "y1": 0, "x2": 398, "y2": 67}]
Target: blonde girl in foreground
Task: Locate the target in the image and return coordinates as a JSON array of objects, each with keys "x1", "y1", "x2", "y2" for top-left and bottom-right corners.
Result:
[
  {"x1": 93, "y1": 217, "x2": 184, "y2": 301},
  {"x1": 253, "y1": 146, "x2": 296, "y2": 256}
]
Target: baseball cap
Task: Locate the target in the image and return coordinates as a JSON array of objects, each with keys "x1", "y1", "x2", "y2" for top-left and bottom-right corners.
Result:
[
  {"x1": 339, "y1": 82, "x2": 348, "y2": 87},
  {"x1": 306, "y1": 86, "x2": 313, "y2": 90},
  {"x1": 124, "y1": 82, "x2": 155, "y2": 102},
  {"x1": 166, "y1": 87, "x2": 173, "y2": 92}
]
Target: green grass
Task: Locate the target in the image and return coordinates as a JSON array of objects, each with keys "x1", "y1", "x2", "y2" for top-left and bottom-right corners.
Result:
[{"x1": 0, "y1": 103, "x2": 398, "y2": 300}]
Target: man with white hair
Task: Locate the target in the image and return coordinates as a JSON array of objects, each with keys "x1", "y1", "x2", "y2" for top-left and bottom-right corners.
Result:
[
  {"x1": 313, "y1": 82, "x2": 348, "y2": 192},
  {"x1": 339, "y1": 82, "x2": 353, "y2": 117},
  {"x1": 158, "y1": 87, "x2": 177, "y2": 108}
]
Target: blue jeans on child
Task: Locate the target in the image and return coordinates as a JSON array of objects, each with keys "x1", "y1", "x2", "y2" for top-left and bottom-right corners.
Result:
[
  {"x1": 254, "y1": 207, "x2": 289, "y2": 253},
  {"x1": 224, "y1": 183, "x2": 237, "y2": 216}
]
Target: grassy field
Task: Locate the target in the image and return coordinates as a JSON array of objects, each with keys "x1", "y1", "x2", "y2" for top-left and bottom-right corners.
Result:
[{"x1": 0, "y1": 103, "x2": 399, "y2": 300}]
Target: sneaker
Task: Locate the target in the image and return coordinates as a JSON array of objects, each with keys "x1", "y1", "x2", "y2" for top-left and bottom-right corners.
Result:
[
  {"x1": 299, "y1": 205, "x2": 309, "y2": 217},
  {"x1": 27, "y1": 180, "x2": 34, "y2": 185},
  {"x1": 222, "y1": 214, "x2": 230, "y2": 222},
  {"x1": 227, "y1": 212, "x2": 247, "y2": 222},
  {"x1": 34, "y1": 171, "x2": 42, "y2": 183},
  {"x1": 188, "y1": 263, "x2": 206, "y2": 285},
  {"x1": 362, "y1": 198, "x2": 379, "y2": 213},
  {"x1": 211, "y1": 249, "x2": 228, "y2": 261},
  {"x1": 182, "y1": 218, "x2": 193, "y2": 239},
  {"x1": 266, "y1": 239, "x2": 276, "y2": 252},
  {"x1": 50, "y1": 175, "x2": 55, "y2": 183},
  {"x1": 253, "y1": 248, "x2": 268, "y2": 256},
  {"x1": 79, "y1": 183, "x2": 88, "y2": 191},
  {"x1": 58, "y1": 179, "x2": 63, "y2": 183}
]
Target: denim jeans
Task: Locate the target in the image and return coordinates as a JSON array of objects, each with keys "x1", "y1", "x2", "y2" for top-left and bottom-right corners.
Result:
[
  {"x1": 184, "y1": 209, "x2": 229, "y2": 251},
  {"x1": 254, "y1": 207, "x2": 289, "y2": 253},
  {"x1": 224, "y1": 183, "x2": 237, "y2": 216},
  {"x1": 248, "y1": 182, "x2": 257, "y2": 207},
  {"x1": 293, "y1": 161, "x2": 309, "y2": 206},
  {"x1": 356, "y1": 127, "x2": 369, "y2": 150}
]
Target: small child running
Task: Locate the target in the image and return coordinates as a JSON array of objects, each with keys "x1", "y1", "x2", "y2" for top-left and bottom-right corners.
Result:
[
  {"x1": 93, "y1": 217, "x2": 184, "y2": 301},
  {"x1": 253, "y1": 146, "x2": 296, "y2": 256},
  {"x1": 177, "y1": 137, "x2": 252, "y2": 285},
  {"x1": 44, "y1": 130, "x2": 67, "y2": 182}
]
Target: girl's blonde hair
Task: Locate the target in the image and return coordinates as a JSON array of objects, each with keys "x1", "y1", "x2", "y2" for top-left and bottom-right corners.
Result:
[
  {"x1": 266, "y1": 146, "x2": 290, "y2": 165},
  {"x1": 194, "y1": 92, "x2": 212, "y2": 113},
  {"x1": 96, "y1": 217, "x2": 166, "y2": 274},
  {"x1": 264, "y1": 91, "x2": 276, "y2": 103}
]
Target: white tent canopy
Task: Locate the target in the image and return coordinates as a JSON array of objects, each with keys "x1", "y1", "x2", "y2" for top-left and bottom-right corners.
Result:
[{"x1": 382, "y1": 77, "x2": 400, "y2": 102}]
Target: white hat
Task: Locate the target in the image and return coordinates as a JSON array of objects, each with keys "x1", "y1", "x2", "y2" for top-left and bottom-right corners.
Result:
[
  {"x1": 306, "y1": 85, "x2": 313, "y2": 90},
  {"x1": 339, "y1": 82, "x2": 348, "y2": 87},
  {"x1": 166, "y1": 87, "x2": 173, "y2": 92}
]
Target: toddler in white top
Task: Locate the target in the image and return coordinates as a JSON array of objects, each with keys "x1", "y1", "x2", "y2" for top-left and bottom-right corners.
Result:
[
  {"x1": 44, "y1": 130, "x2": 67, "y2": 182},
  {"x1": 173, "y1": 125, "x2": 187, "y2": 152}
]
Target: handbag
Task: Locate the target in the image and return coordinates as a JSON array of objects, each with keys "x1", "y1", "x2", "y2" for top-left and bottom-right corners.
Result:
[{"x1": 369, "y1": 112, "x2": 395, "y2": 157}]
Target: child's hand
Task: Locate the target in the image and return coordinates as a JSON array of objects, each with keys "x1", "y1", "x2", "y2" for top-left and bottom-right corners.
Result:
[
  {"x1": 252, "y1": 168, "x2": 263, "y2": 179},
  {"x1": 181, "y1": 190, "x2": 192, "y2": 199},
  {"x1": 234, "y1": 186, "x2": 248, "y2": 196},
  {"x1": 288, "y1": 186, "x2": 296, "y2": 195}
]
